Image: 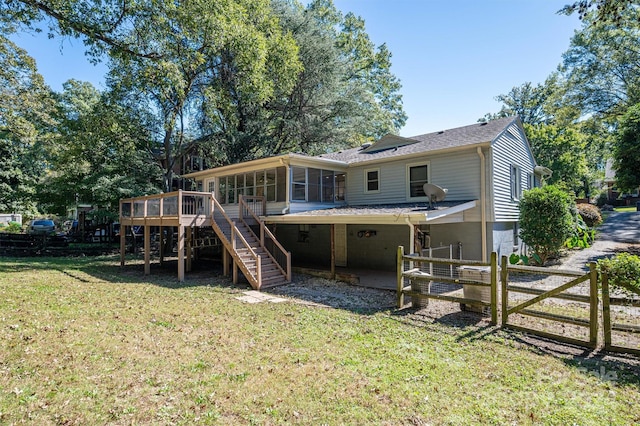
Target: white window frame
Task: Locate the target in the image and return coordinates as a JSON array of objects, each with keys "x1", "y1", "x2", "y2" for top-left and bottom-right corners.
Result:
[
  {"x1": 364, "y1": 168, "x2": 380, "y2": 194},
  {"x1": 510, "y1": 164, "x2": 522, "y2": 201},
  {"x1": 406, "y1": 162, "x2": 430, "y2": 200}
]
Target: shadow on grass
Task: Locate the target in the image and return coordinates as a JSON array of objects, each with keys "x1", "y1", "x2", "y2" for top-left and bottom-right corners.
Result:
[
  {"x1": 389, "y1": 302, "x2": 640, "y2": 388},
  {"x1": 0, "y1": 254, "x2": 239, "y2": 290}
]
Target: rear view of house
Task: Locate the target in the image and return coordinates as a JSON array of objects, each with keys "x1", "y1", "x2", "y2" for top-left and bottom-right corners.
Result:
[{"x1": 120, "y1": 116, "x2": 546, "y2": 284}]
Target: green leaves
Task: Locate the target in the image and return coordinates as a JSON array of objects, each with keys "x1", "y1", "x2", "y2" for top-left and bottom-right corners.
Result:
[
  {"x1": 519, "y1": 185, "x2": 575, "y2": 265},
  {"x1": 613, "y1": 102, "x2": 640, "y2": 192}
]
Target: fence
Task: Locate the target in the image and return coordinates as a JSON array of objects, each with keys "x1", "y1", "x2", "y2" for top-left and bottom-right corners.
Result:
[
  {"x1": 601, "y1": 274, "x2": 640, "y2": 356},
  {"x1": 397, "y1": 246, "x2": 498, "y2": 325},
  {"x1": 501, "y1": 256, "x2": 598, "y2": 349},
  {"x1": 397, "y1": 246, "x2": 640, "y2": 355}
]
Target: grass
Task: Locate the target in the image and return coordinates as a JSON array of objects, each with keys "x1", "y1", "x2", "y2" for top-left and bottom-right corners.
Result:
[
  {"x1": 1, "y1": 256, "x2": 640, "y2": 425},
  {"x1": 614, "y1": 206, "x2": 637, "y2": 213}
]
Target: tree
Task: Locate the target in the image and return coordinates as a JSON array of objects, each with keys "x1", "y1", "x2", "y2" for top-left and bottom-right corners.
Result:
[
  {"x1": 519, "y1": 185, "x2": 575, "y2": 265},
  {"x1": 524, "y1": 123, "x2": 589, "y2": 193},
  {"x1": 559, "y1": 0, "x2": 637, "y2": 24},
  {"x1": 613, "y1": 103, "x2": 640, "y2": 192},
  {"x1": 37, "y1": 80, "x2": 161, "y2": 215},
  {"x1": 480, "y1": 76, "x2": 562, "y2": 125},
  {"x1": 199, "y1": 0, "x2": 407, "y2": 165},
  {"x1": 102, "y1": 0, "x2": 302, "y2": 190},
  {"x1": 560, "y1": 8, "x2": 640, "y2": 119},
  {"x1": 0, "y1": 34, "x2": 55, "y2": 214}
]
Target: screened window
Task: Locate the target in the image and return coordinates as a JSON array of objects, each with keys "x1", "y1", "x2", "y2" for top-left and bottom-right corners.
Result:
[
  {"x1": 335, "y1": 173, "x2": 346, "y2": 201},
  {"x1": 291, "y1": 167, "x2": 343, "y2": 202},
  {"x1": 292, "y1": 167, "x2": 306, "y2": 201},
  {"x1": 408, "y1": 164, "x2": 429, "y2": 198},
  {"x1": 218, "y1": 167, "x2": 285, "y2": 204}
]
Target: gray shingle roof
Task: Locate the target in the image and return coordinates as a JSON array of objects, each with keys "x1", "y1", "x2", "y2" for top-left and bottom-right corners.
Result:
[{"x1": 318, "y1": 116, "x2": 518, "y2": 164}]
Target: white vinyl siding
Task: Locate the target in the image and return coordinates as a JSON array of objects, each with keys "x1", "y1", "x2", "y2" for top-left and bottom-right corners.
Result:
[
  {"x1": 492, "y1": 122, "x2": 536, "y2": 221},
  {"x1": 346, "y1": 151, "x2": 481, "y2": 207}
]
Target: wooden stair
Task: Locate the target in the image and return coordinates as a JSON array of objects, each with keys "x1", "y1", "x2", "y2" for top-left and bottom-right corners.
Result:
[{"x1": 210, "y1": 198, "x2": 290, "y2": 290}]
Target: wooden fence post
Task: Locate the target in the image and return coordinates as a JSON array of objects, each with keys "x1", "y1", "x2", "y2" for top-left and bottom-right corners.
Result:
[
  {"x1": 501, "y1": 255, "x2": 509, "y2": 326},
  {"x1": 589, "y1": 262, "x2": 598, "y2": 347},
  {"x1": 490, "y1": 251, "x2": 497, "y2": 326},
  {"x1": 601, "y1": 272, "x2": 612, "y2": 349}
]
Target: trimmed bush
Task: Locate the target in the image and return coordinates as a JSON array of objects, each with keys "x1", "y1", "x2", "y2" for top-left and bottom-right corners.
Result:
[
  {"x1": 597, "y1": 253, "x2": 640, "y2": 296},
  {"x1": 576, "y1": 203, "x2": 602, "y2": 227},
  {"x1": 519, "y1": 185, "x2": 574, "y2": 265}
]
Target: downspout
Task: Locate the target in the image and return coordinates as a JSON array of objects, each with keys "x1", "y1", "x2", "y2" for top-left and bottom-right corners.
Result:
[{"x1": 477, "y1": 147, "x2": 487, "y2": 262}]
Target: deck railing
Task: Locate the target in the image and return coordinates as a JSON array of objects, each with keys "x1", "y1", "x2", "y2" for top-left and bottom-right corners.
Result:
[
  {"x1": 120, "y1": 190, "x2": 212, "y2": 220},
  {"x1": 239, "y1": 195, "x2": 292, "y2": 282}
]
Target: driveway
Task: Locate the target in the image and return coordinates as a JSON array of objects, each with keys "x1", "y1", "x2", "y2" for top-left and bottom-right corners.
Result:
[{"x1": 559, "y1": 211, "x2": 640, "y2": 271}]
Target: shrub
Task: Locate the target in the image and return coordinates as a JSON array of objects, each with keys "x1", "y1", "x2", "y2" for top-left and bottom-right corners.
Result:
[
  {"x1": 0, "y1": 221, "x2": 22, "y2": 233},
  {"x1": 565, "y1": 214, "x2": 596, "y2": 249},
  {"x1": 519, "y1": 185, "x2": 574, "y2": 265},
  {"x1": 597, "y1": 253, "x2": 640, "y2": 296},
  {"x1": 576, "y1": 203, "x2": 602, "y2": 227}
]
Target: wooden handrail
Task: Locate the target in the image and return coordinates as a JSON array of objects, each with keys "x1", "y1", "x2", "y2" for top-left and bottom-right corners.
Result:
[
  {"x1": 210, "y1": 194, "x2": 260, "y2": 286},
  {"x1": 239, "y1": 194, "x2": 291, "y2": 280}
]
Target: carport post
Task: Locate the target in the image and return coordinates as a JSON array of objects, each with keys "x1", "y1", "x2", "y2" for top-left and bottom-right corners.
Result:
[{"x1": 330, "y1": 224, "x2": 336, "y2": 279}]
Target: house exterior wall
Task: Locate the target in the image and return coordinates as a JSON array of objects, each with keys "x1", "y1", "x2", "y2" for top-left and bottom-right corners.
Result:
[
  {"x1": 428, "y1": 222, "x2": 483, "y2": 261},
  {"x1": 491, "y1": 222, "x2": 518, "y2": 259},
  {"x1": 491, "y1": 123, "x2": 536, "y2": 222},
  {"x1": 346, "y1": 224, "x2": 409, "y2": 271},
  {"x1": 273, "y1": 223, "x2": 409, "y2": 271},
  {"x1": 273, "y1": 224, "x2": 332, "y2": 267},
  {"x1": 345, "y1": 149, "x2": 482, "y2": 206}
]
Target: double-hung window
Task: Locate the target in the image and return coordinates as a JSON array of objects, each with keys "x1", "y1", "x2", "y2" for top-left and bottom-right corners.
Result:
[
  {"x1": 408, "y1": 163, "x2": 429, "y2": 199},
  {"x1": 365, "y1": 168, "x2": 380, "y2": 193},
  {"x1": 510, "y1": 164, "x2": 522, "y2": 200}
]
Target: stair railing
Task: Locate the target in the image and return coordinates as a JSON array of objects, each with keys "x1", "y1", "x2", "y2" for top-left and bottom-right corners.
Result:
[
  {"x1": 210, "y1": 193, "x2": 262, "y2": 288},
  {"x1": 239, "y1": 195, "x2": 292, "y2": 281}
]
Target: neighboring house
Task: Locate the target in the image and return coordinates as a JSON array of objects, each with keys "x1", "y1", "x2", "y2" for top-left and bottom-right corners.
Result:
[
  {"x1": 603, "y1": 158, "x2": 640, "y2": 206},
  {"x1": 178, "y1": 116, "x2": 544, "y2": 274}
]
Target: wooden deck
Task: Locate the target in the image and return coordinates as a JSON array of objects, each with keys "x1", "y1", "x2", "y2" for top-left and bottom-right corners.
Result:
[{"x1": 119, "y1": 191, "x2": 291, "y2": 288}]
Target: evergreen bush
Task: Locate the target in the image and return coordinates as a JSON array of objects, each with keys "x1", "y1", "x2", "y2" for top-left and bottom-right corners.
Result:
[{"x1": 519, "y1": 185, "x2": 574, "y2": 264}]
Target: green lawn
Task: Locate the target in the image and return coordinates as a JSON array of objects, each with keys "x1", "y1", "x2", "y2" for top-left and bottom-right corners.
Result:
[
  {"x1": 1, "y1": 255, "x2": 639, "y2": 425},
  {"x1": 615, "y1": 206, "x2": 638, "y2": 213}
]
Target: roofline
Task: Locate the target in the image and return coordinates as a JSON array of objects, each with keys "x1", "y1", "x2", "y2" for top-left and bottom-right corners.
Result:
[
  {"x1": 183, "y1": 153, "x2": 349, "y2": 179},
  {"x1": 342, "y1": 142, "x2": 492, "y2": 168},
  {"x1": 263, "y1": 200, "x2": 478, "y2": 225}
]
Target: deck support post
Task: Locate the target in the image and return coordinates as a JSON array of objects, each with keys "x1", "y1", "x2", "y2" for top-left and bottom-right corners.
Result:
[
  {"x1": 186, "y1": 226, "x2": 192, "y2": 272},
  {"x1": 178, "y1": 225, "x2": 185, "y2": 282},
  {"x1": 144, "y1": 223, "x2": 151, "y2": 275},
  {"x1": 223, "y1": 248, "x2": 230, "y2": 277},
  {"x1": 233, "y1": 260, "x2": 238, "y2": 285},
  {"x1": 120, "y1": 225, "x2": 126, "y2": 266},
  {"x1": 159, "y1": 226, "x2": 164, "y2": 266}
]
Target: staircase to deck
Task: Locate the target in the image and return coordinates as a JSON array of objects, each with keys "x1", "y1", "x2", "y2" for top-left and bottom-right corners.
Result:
[{"x1": 211, "y1": 195, "x2": 291, "y2": 290}]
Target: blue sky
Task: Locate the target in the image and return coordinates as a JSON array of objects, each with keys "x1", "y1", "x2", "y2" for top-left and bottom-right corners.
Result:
[{"x1": 10, "y1": 0, "x2": 583, "y2": 137}]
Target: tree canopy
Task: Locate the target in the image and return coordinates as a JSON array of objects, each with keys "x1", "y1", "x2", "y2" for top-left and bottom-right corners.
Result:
[
  {"x1": 0, "y1": 34, "x2": 55, "y2": 214},
  {"x1": 613, "y1": 103, "x2": 640, "y2": 192}
]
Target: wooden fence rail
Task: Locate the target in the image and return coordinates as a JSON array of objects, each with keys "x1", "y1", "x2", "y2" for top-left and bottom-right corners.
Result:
[{"x1": 397, "y1": 246, "x2": 639, "y2": 355}]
